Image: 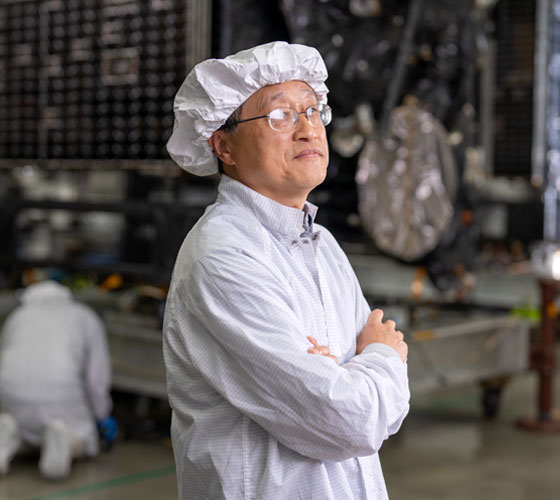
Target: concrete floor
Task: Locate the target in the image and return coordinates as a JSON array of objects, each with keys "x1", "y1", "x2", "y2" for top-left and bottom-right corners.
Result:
[
  {"x1": 0, "y1": 440, "x2": 176, "y2": 500},
  {"x1": 382, "y1": 371, "x2": 560, "y2": 500},
  {"x1": 2, "y1": 369, "x2": 560, "y2": 499}
]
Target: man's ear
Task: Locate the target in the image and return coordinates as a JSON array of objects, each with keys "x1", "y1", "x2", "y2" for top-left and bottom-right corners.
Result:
[{"x1": 208, "y1": 131, "x2": 235, "y2": 166}]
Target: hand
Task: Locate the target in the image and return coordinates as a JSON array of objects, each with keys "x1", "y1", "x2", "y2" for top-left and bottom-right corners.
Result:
[
  {"x1": 307, "y1": 336, "x2": 339, "y2": 364},
  {"x1": 356, "y1": 309, "x2": 408, "y2": 362}
]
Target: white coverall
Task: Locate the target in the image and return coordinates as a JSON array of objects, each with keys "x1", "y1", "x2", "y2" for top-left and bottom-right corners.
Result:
[
  {"x1": 164, "y1": 176, "x2": 410, "y2": 500},
  {"x1": 0, "y1": 281, "x2": 112, "y2": 457}
]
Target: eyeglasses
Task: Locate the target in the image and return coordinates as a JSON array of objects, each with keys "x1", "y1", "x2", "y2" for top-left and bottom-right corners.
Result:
[{"x1": 221, "y1": 104, "x2": 332, "y2": 132}]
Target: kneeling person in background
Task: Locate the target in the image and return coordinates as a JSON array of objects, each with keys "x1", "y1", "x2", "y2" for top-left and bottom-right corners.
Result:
[{"x1": 0, "y1": 280, "x2": 116, "y2": 480}]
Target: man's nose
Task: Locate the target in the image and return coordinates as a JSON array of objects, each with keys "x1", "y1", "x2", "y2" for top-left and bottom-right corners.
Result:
[{"x1": 293, "y1": 112, "x2": 319, "y2": 140}]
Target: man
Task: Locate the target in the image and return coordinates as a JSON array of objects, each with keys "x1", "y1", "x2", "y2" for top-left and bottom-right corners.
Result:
[
  {"x1": 0, "y1": 280, "x2": 115, "y2": 479},
  {"x1": 164, "y1": 41, "x2": 410, "y2": 500}
]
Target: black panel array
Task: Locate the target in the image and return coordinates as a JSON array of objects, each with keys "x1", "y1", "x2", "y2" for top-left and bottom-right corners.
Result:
[
  {"x1": 493, "y1": 0, "x2": 536, "y2": 177},
  {"x1": 0, "y1": 2, "x2": 40, "y2": 160},
  {"x1": 0, "y1": 0, "x2": 187, "y2": 161}
]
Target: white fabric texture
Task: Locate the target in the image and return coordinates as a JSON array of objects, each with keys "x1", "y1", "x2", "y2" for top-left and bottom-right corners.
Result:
[
  {"x1": 0, "y1": 413, "x2": 20, "y2": 474},
  {"x1": 166, "y1": 41, "x2": 329, "y2": 176},
  {"x1": 163, "y1": 176, "x2": 410, "y2": 500},
  {"x1": 0, "y1": 281, "x2": 112, "y2": 456}
]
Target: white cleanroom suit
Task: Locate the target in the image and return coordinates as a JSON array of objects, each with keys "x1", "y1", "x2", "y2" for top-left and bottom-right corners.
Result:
[{"x1": 0, "y1": 280, "x2": 112, "y2": 475}]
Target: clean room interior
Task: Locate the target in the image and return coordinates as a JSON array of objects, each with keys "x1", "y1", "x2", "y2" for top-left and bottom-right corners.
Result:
[{"x1": 1, "y1": 0, "x2": 560, "y2": 499}]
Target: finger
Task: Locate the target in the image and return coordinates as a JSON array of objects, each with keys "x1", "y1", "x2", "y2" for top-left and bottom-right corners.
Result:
[
  {"x1": 308, "y1": 348, "x2": 319, "y2": 354},
  {"x1": 317, "y1": 345, "x2": 331, "y2": 356},
  {"x1": 307, "y1": 336, "x2": 320, "y2": 348},
  {"x1": 400, "y1": 342, "x2": 408, "y2": 362},
  {"x1": 396, "y1": 330, "x2": 404, "y2": 341},
  {"x1": 393, "y1": 339, "x2": 406, "y2": 359},
  {"x1": 385, "y1": 319, "x2": 396, "y2": 330},
  {"x1": 369, "y1": 309, "x2": 384, "y2": 324}
]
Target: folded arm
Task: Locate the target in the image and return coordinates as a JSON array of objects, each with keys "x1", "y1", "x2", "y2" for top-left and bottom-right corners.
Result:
[{"x1": 170, "y1": 247, "x2": 410, "y2": 461}]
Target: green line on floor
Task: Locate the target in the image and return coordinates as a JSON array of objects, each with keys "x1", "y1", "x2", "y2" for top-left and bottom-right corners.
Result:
[{"x1": 27, "y1": 464, "x2": 176, "y2": 500}]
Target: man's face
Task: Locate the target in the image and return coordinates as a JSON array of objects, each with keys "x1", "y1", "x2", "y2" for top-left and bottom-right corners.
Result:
[{"x1": 214, "y1": 80, "x2": 329, "y2": 208}]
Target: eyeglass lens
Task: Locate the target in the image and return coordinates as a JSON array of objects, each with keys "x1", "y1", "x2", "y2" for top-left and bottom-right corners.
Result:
[{"x1": 267, "y1": 105, "x2": 331, "y2": 131}]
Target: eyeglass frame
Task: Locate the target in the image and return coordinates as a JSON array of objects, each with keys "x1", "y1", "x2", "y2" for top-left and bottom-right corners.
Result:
[{"x1": 219, "y1": 103, "x2": 332, "y2": 132}]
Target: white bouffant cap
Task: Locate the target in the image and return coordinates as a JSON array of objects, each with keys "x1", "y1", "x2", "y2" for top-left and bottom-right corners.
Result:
[{"x1": 166, "y1": 41, "x2": 329, "y2": 175}]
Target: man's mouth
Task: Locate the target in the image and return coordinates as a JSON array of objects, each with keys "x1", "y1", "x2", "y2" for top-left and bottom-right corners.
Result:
[{"x1": 294, "y1": 148, "x2": 322, "y2": 159}]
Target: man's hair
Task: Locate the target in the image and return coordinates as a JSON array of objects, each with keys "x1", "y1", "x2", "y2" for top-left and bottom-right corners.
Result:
[
  {"x1": 220, "y1": 105, "x2": 244, "y2": 132},
  {"x1": 217, "y1": 104, "x2": 243, "y2": 174}
]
